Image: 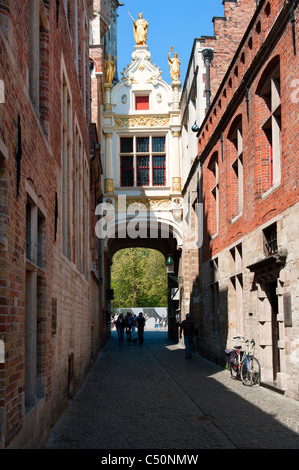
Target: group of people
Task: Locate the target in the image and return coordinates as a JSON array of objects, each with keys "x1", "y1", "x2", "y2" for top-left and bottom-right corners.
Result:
[
  {"x1": 155, "y1": 317, "x2": 167, "y2": 329},
  {"x1": 113, "y1": 312, "x2": 145, "y2": 345},
  {"x1": 113, "y1": 310, "x2": 197, "y2": 358}
]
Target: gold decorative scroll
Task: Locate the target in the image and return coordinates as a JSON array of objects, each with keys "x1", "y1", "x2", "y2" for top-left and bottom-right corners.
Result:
[
  {"x1": 115, "y1": 197, "x2": 172, "y2": 210},
  {"x1": 114, "y1": 116, "x2": 169, "y2": 128}
]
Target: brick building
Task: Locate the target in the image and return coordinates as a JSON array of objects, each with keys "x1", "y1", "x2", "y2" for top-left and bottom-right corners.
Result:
[
  {"x1": 0, "y1": 0, "x2": 118, "y2": 449},
  {"x1": 180, "y1": 0, "x2": 299, "y2": 400}
]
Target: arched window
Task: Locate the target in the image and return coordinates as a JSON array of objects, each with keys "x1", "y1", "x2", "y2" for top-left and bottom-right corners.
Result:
[
  {"x1": 227, "y1": 114, "x2": 243, "y2": 219},
  {"x1": 207, "y1": 151, "x2": 219, "y2": 237},
  {"x1": 256, "y1": 56, "x2": 281, "y2": 192}
]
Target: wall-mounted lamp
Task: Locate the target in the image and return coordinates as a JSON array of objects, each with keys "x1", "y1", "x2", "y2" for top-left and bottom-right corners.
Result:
[
  {"x1": 165, "y1": 255, "x2": 183, "y2": 284},
  {"x1": 166, "y1": 255, "x2": 175, "y2": 273}
]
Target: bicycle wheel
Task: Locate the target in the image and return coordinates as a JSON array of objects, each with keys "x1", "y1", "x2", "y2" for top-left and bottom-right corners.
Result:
[
  {"x1": 241, "y1": 356, "x2": 260, "y2": 386},
  {"x1": 230, "y1": 364, "x2": 239, "y2": 380}
]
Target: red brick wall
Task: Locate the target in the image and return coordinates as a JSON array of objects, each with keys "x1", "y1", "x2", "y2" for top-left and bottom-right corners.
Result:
[
  {"x1": 180, "y1": 0, "x2": 299, "y2": 373},
  {"x1": 0, "y1": 0, "x2": 103, "y2": 448},
  {"x1": 198, "y1": 0, "x2": 299, "y2": 260},
  {"x1": 200, "y1": 0, "x2": 257, "y2": 103}
]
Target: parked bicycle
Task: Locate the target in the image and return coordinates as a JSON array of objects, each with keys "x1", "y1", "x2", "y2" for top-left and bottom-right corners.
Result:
[{"x1": 225, "y1": 336, "x2": 261, "y2": 386}]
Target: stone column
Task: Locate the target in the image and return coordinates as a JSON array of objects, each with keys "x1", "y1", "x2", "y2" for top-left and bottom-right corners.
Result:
[
  {"x1": 104, "y1": 132, "x2": 114, "y2": 194},
  {"x1": 104, "y1": 84, "x2": 113, "y2": 112},
  {"x1": 170, "y1": 80, "x2": 182, "y2": 193},
  {"x1": 171, "y1": 129, "x2": 181, "y2": 193},
  {"x1": 171, "y1": 81, "x2": 181, "y2": 111}
]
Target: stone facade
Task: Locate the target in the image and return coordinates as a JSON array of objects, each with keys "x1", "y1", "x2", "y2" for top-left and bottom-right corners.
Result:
[
  {"x1": 180, "y1": 0, "x2": 299, "y2": 400},
  {"x1": 100, "y1": 21, "x2": 186, "y2": 341},
  {"x1": 0, "y1": 0, "x2": 117, "y2": 449}
]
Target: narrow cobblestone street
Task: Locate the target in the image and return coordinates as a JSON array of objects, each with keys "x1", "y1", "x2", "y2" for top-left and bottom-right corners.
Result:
[{"x1": 44, "y1": 330, "x2": 299, "y2": 450}]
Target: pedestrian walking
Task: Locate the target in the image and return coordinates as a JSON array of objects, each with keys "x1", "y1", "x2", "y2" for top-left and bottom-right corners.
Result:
[
  {"x1": 136, "y1": 312, "x2": 146, "y2": 345},
  {"x1": 115, "y1": 313, "x2": 125, "y2": 344},
  {"x1": 132, "y1": 314, "x2": 136, "y2": 334},
  {"x1": 179, "y1": 313, "x2": 196, "y2": 359},
  {"x1": 125, "y1": 312, "x2": 134, "y2": 339}
]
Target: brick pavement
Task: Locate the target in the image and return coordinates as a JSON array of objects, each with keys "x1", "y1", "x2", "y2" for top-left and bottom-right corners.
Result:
[{"x1": 44, "y1": 330, "x2": 299, "y2": 450}]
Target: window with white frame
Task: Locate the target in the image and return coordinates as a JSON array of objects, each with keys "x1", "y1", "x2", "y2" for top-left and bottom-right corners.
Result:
[
  {"x1": 208, "y1": 152, "x2": 219, "y2": 237},
  {"x1": 120, "y1": 135, "x2": 166, "y2": 187},
  {"x1": 228, "y1": 116, "x2": 243, "y2": 218},
  {"x1": 258, "y1": 58, "x2": 281, "y2": 191},
  {"x1": 135, "y1": 95, "x2": 150, "y2": 111}
]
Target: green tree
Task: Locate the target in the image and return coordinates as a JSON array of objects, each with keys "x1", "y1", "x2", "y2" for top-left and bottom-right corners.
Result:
[{"x1": 111, "y1": 248, "x2": 167, "y2": 309}]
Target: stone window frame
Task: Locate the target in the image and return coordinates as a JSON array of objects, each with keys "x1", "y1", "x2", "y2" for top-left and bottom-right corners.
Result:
[
  {"x1": 61, "y1": 64, "x2": 73, "y2": 261},
  {"x1": 229, "y1": 242, "x2": 244, "y2": 337},
  {"x1": 75, "y1": 122, "x2": 83, "y2": 273},
  {"x1": 28, "y1": 0, "x2": 50, "y2": 133},
  {"x1": 25, "y1": 181, "x2": 47, "y2": 413},
  {"x1": 119, "y1": 134, "x2": 167, "y2": 188},
  {"x1": 209, "y1": 256, "x2": 219, "y2": 336}
]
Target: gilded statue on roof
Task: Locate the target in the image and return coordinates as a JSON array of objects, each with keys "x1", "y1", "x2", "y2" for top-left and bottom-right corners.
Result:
[
  {"x1": 129, "y1": 12, "x2": 148, "y2": 45},
  {"x1": 168, "y1": 46, "x2": 181, "y2": 82}
]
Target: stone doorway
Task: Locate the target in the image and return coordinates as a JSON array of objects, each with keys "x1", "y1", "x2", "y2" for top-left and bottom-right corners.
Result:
[
  {"x1": 264, "y1": 281, "x2": 280, "y2": 382},
  {"x1": 247, "y1": 253, "x2": 287, "y2": 391}
]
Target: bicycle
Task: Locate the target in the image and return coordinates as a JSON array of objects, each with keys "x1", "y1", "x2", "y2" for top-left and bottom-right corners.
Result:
[{"x1": 226, "y1": 336, "x2": 261, "y2": 386}]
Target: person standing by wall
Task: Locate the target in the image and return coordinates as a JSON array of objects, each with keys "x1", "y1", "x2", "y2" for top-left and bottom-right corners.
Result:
[
  {"x1": 136, "y1": 312, "x2": 146, "y2": 345},
  {"x1": 179, "y1": 314, "x2": 196, "y2": 359}
]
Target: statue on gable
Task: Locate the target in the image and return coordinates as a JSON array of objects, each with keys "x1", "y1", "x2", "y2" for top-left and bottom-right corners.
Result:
[
  {"x1": 105, "y1": 54, "x2": 117, "y2": 84},
  {"x1": 168, "y1": 46, "x2": 181, "y2": 82},
  {"x1": 129, "y1": 12, "x2": 148, "y2": 45}
]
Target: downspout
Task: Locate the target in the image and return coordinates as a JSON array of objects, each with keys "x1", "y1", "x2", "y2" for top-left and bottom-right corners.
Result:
[
  {"x1": 202, "y1": 48, "x2": 214, "y2": 112},
  {"x1": 98, "y1": 193, "x2": 103, "y2": 286},
  {"x1": 89, "y1": 59, "x2": 94, "y2": 123}
]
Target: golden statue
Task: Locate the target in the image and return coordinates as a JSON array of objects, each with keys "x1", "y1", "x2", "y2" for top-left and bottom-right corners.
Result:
[
  {"x1": 104, "y1": 54, "x2": 117, "y2": 84},
  {"x1": 168, "y1": 46, "x2": 181, "y2": 82},
  {"x1": 129, "y1": 11, "x2": 148, "y2": 45}
]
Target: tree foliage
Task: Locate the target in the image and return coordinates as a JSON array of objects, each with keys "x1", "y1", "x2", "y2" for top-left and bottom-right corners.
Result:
[{"x1": 111, "y1": 248, "x2": 167, "y2": 309}]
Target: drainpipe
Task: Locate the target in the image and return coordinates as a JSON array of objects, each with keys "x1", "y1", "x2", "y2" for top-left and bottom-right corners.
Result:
[
  {"x1": 98, "y1": 194, "x2": 103, "y2": 287},
  {"x1": 202, "y1": 48, "x2": 214, "y2": 112},
  {"x1": 89, "y1": 59, "x2": 94, "y2": 123}
]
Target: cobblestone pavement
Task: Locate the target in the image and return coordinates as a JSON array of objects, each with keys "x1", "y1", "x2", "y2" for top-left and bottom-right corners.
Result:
[{"x1": 44, "y1": 330, "x2": 299, "y2": 450}]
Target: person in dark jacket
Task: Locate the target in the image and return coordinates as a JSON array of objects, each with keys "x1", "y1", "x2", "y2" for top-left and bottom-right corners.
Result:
[
  {"x1": 179, "y1": 314, "x2": 196, "y2": 359},
  {"x1": 136, "y1": 312, "x2": 146, "y2": 344},
  {"x1": 115, "y1": 313, "x2": 125, "y2": 344}
]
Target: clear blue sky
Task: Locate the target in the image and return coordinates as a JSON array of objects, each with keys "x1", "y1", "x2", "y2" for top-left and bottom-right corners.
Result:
[{"x1": 117, "y1": 0, "x2": 224, "y2": 84}]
